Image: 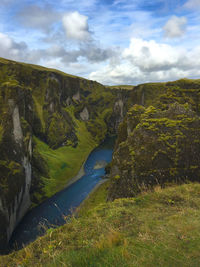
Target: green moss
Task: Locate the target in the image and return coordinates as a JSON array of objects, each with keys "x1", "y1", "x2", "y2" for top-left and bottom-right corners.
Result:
[
  {"x1": 47, "y1": 112, "x2": 71, "y2": 148},
  {"x1": 109, "y1": 102, "x2": 200, "y2": 199},
  {"x1": 33, "y1": 96, "x2": 45, "y2": 131}
]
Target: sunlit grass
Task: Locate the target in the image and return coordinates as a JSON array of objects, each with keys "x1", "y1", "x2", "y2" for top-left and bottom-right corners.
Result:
[{"x1": 2, "y1": 183, "x2": 200, "y2": 266}]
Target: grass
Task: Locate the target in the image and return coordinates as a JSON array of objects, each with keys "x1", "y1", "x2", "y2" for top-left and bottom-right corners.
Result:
[
  {"x1": 36, "y1": 136, "x2": 96, "y2": 198},
  {"x1": 32, "y1": 96, "x2": 45, "y2": 130},
  {"x1": 2, "y1": 183, "x2": 200, "y2": 266},
  {"x1": 36, "y1": 106, "x2": 97, "y2": 197},
  {"x1": 108, "y1": 85, "x2": 135, "y2": 90},
  {"x1": 0, "y1": 57, "x2": 88, "y2": 81},
  {"x1": 77, "y1": 180, "x2": 110, "y2": 217}
]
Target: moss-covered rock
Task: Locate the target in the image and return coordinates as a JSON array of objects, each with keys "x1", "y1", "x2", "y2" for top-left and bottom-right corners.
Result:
[{"x1": 109, "y1": 83, "x2": 200, "y2": 200}]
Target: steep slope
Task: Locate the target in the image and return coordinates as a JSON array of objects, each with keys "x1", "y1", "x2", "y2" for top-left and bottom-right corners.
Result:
[
  {"x1": 1, "y1": 183, "x2": 200, "y2": 266},
  {"x1": 0, "y1": 58, "x2": 131, "y2": 250},
  {"x1": 108, "y1": 79, "x2": 200, "y2": 200}
]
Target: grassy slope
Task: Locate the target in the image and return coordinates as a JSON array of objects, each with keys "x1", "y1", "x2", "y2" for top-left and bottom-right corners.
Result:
[
  {"x1": 108, "y1": 85, "x2": 135, "y2": 90},
  {"x1": 77, "y1": 180, "x2": 110, "y2": 217},
  {"x1": 35, "y1": 106, "x2": 97, "y2": 197},
  {"x1": 0, "y1": 57, "x2": 86, "y2": 80},
  {"x1": 2, "y1": 183, "x2": 200, "y2": 267}
]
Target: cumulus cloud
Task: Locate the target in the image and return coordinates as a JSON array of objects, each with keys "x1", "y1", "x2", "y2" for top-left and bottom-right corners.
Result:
[
  {"x1": 62, "y1": 11, "x2": 91, "y2": 41},
  {"x1": 0, "y1": 32, "x2": 27, "y2": 60},
  {"x1": 16, "y1": 5, "x2": 58, "y2": 32},
  {"x1": 123, "y1": 38, "x2": 185, "y2": 71},
  {"x1": 89, "y1": 38, "x2": 200, "y2": 85},
  {"x1": 184, "y1": 0, "x2": 200, "y2": 9},
  {"x1": 163, "y1": 16, "x2": 187, "y2": 38}
]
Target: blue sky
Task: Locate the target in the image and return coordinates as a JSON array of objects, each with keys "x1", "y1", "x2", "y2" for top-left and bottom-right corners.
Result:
[{"x1": 0, "y1": 0, "x2": 200, "y2": 85}]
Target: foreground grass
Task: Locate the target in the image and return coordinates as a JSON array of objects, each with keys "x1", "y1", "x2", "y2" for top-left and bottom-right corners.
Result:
[{"x1": 2, "y1": 183, "x2": 200, "y2": 266}]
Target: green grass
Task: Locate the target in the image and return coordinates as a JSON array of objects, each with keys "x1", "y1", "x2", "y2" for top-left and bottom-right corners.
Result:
[
  {"x1": 0, "y1": 57, "x2": 88, "y2": 81},
  {"x1": 36, "y1": 107, "x2": 97, "y2": 197},
  {"x1": 108, "y1": 85, "x2": 135, "y2": 90},
  {"x1": 35, "y1": 107, "x2": 98, "y2": 197},
  {"x1": 2, "y1": 183, "x2": 200, "y2": 266},
  {"x1": 77, "y1": 180, "x2": 110, "y2": 217},
  {"x1": 33, "y1": 96, "x2": 45, "y2": 130}
]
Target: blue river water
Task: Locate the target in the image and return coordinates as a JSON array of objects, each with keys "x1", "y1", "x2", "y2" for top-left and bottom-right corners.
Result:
[{"x1": 9, "y1": 137, "x2": 114, "y2": 250}]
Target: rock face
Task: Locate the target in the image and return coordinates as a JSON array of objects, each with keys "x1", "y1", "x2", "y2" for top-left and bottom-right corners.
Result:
[
  {"x1": 0, "y1": 88, "x2": 33, "y2": 249},
  {"x1": 0, "y1": 58, "x2": 132, "y2": 250},
  {"x1": 108, "y1": 79, "x2": 200, "y2": 200},
  {"x1": 80, "y1": 107, "x2": 89, "y2": 121}
]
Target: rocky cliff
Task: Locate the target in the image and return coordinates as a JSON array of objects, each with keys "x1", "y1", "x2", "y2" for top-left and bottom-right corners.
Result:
[
  {"x1": 0, "y1": 58, "x2": 131, "y2": 250},
  {"x1": 108, "y1": 79, "x2": 200, "y2": 200}
]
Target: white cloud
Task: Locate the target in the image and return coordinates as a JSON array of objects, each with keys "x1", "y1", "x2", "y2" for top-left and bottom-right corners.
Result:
[
  {"x1": 123, "y1": 38, "x2": 185, "y2": 71},
  {"x1": 163, "y1": 16, "x2": 187, "y2": 38},
  {"x1": 62, "y1": 11, "x2": 91, "y2": 41},
  {"x1": 0, "y1": 32, "x2": 27, "y2": 60},
  {"x1": 184, "y1": 0, "x2": 200, "y2": 9},
  {"x1": 89, "y1": 38, "x2": 200, "y2": 85}
]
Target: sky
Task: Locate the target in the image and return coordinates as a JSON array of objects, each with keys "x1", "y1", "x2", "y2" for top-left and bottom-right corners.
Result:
[{"x1": 0, "y1": 0, "x2": 200, "y2": 85}]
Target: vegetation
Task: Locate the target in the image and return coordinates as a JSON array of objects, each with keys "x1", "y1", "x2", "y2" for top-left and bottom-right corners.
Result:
[
  {"x1": 0, "y1": 56, "x2": 132, "y2": 206},
  {"x1": 1, "y1": 56, "x2": 200, "y2": 266},
  {"x1": 108, "y1": 85, "x2": 135, "y2": 90},
  {"x1": 77, "y1": 180, "x2": 109, "y2": 217},
  {"x1": 0, "y1": 57, "x2": 86, "y2": 80},
  {"x1": 1, "y1": 183, "x2": 200, "y2": 266},
  {"x1": 108, "y1": 79, "x2": 200, "y2": 200},
  {"x1": 34, "y1": 112, "x2": 96, "y2": 197},
  {"x1": 0, "y1": 124, "x2": 3, "y2": 143},
  {"x1": 0, "y1": 56, "x2": 134, "y2": 249}
]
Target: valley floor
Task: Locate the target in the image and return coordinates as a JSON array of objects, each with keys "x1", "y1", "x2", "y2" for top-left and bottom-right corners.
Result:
[{"x1": 1, "y1": 182, "x2": 200, "y2": 267}]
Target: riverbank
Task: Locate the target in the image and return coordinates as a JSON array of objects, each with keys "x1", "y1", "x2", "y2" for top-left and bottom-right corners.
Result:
[
  {"x1": 65, "y1": 135, "x2": 116, "y2": 189},
  {"x1": 76, "y1": 179, "x2": 109, "y2": 217},
  {"x1": 65, "y1": 159, "x2": 86, "y2": 188}
]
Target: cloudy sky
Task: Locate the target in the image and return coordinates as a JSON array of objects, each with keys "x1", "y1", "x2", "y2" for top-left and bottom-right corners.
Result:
[{"x1": 0, "y1": 0, "x2": 200, "y2": 85}]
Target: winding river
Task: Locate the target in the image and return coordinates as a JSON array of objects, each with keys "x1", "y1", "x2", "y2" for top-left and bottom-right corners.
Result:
[{"x1": 9, "y1": 137, "x2": 115, "y2": 250}]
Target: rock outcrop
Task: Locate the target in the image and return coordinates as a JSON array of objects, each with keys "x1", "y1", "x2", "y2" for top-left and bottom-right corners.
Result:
[{"x1": 108, "y1": 79, "x2": 200, "y2": 200}]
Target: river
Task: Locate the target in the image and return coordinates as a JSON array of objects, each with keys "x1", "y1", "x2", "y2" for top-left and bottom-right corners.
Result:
[{"x1": 9, "y1": 137, "x2": 115, "y2": 250}]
